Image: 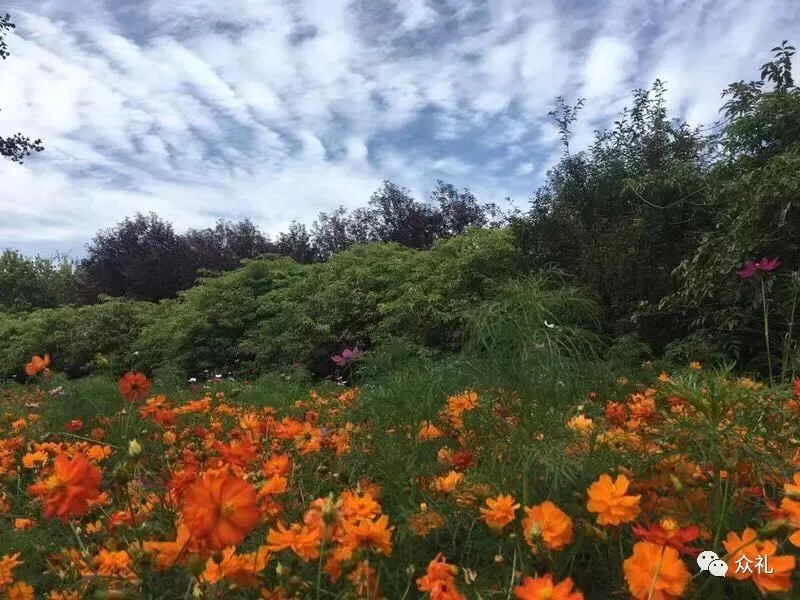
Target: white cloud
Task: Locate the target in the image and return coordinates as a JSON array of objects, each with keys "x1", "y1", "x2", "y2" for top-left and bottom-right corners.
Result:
[
  {"x1": 582, "y1": 36, "x2": 635, "y2": 100},
  {"x1": 0, "y1": 0, "x2": 797, "y2": 255},
  {"x1": 515, "y1": 162, "x2": 535, "y2": 176}
]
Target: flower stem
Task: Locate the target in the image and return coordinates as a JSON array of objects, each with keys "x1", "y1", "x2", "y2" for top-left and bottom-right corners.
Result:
[
  {"x1": 782, "y1": 289, "x2": 798, "y2": 383},
  {"x1": 506, "y1": 546, "x2": 517, "y2": 600},
  {"x1": 761, "y1": 278, "x2": 774, "y2": 386},
  {"x1": 315, "y1": 537, "x2": 326, "y2": 600},
  {"x1": 646, "y1": 545, "x2": 665, "y2": 600}
]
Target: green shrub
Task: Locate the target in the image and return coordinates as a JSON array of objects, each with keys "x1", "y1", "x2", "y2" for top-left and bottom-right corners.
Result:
[
  {"x1": 0, "y1": 298, "x2": 156, "y2": 377},
  {"x1": 1, "y1": 231, "x2": 534, "y2": 379}
]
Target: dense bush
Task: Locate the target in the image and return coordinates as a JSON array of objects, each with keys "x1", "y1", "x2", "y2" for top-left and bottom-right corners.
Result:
[
  {"x1": 187, "y1": 229, "x2": 522, "y2": 377},
  {"x1": 135, "y1": 255, "x2": 315, "y2": 376},
  {"x1": 0, "y1": 250, "x2": 78, "y2": 311},
  {"x1": 0, "y1": 229, "x2": 524, "y2": 378},
  {"x1": 0, "y1": 298, "x2": 156, "y2": 377}
]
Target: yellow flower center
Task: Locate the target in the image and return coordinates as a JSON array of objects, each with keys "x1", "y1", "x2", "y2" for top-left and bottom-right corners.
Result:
[
  {"x1": 46, "y1": 475, "x2": 65, "y2": 492},
  {"x1": 660, "y1": 518, "x2": 679, "y2": 532},
  {"x1": 220, "y1": 502, "x2": 236, "y2": 518}
]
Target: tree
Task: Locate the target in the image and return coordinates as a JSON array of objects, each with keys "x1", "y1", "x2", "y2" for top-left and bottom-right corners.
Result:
[
  {"x1": 0, "y1": 249, "x2": 77, "y2": 311},
  {"x1": 184, "y1": 218, "x2": 273, "y2": 273},
  {"x1": 364, "y1": 180, "x2": 443, "y2": 249},
  {"x1": 276, "y1": 222, "x2": 316, "y2": 264},
  {"x1": 81, "y1": 213, "x2": 196, "y2": 301},
  {"x1": 310, "y1": 206, "x2": 355, "y2": 260},
  {"x1": 665, "y1": 42, "x2": 800, "y2": 371},
  {"x1": 0, "y1": 14, "x2": 44, "y2": 163},
  {"x1": 510, "y1": 79, "x2": 710, "y2": 345},
  {"x1": 429, "y1": 180, "x2": 501, "y2": 236}
]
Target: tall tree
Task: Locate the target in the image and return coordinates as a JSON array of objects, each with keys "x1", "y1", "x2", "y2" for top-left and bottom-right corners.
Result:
[
  {"x1": 365, "y1": 180, "x2": 443, "y2": 249},
  {"x1": 0, "y1": 14, "x2": 44, "y2": 163},
  {"x1": 666, "y1": 42, "x2": 800, "y2": 370},
  {"x1": 429, "y1": 180, "x2": 500, "y2": 236},
  {"x1": 276, "y1": 222, "x2": 316, "y2": 264},
  {"x1": 81, "y1": 213, "x2": 196, "y2": 301},
  {"x1": 510, "y1": 79, "x2": 710, "y2": 341},
  {"x1": 184, "y1": 219, "x2": 273, "y2": 273},
  {"x1": 310, "y1": 207, "x2": 355, "y2": 260}
]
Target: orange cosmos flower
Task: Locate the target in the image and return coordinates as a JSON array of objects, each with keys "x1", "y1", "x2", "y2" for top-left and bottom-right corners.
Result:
[
  {"x1": 182, "y1": 470, "x2": 260, "y2": 549},
  {"x1": 93, "y1": 549, "x2": 137, "y2": 579},
  {"x1": 6, "y1": 582, "x2": 34, "y2": 600},
  {"x1": 217, "y1": 438, "x2": 258, "y2": 469},
  {"x1": 202, "y1": 546, "x2": 269, "y2": 587},
  {"x1": 118, "y1": 371, "x2": 151, "y2": 403},
  {"x1": 266, "y1": 522, "x2": 321, "y2": 561},
  {"x1": 294, "y1": 422, "x2": 322, "y2": 455},
  {"x1": 341, "y1": 514, "x2": 394, "y2": 556},
  {"x1": 14, "y1": 518, "x2": 34, "y2": 531},
  {"x1": 623, "y1": 542, "x2": 690, "y2": 600},
  {"x1": 263, "y1": 454, "x2": 291, "y2": 477},
  {"x1": 22, "y1": 450, "x2": 48, "y2": 469},
  {"x1": 337, "y1": 490, "x2": 381, "y2": 521},
  {"x1": 416, "y1": 553, "x2": 465, "y2": 600},
  {"x1": 723, "y1": 528, "x2": 795, "y2": 594},
  {"x1": 431, "y1": 471, "x2": 464, "y2": 494},
  {"x1": 0, "y1": 553, "x2": 22, "y2": 586},
  {"x1": 586, "y1": 474, "x2": 641, "y2": 526},
  {"x1": 522, "y1": 501, "x2": 573, "y2": 551},
  {"x1": 446, "y1": 390, "x2": 478, "y2": 413},
  {"x1": 348, "y1": 561, "x2": 380, "y2": 598},
  {"x1": 567, "y1": 415, "x2": 594, "y2": 435},
  {"x1": 141, "y1": 524, "x2": 194, "y2": 569},
  {"x1": 25, "y1": 354, "x2": 50, "y2": 377},
  {"x1": 782, "y1": 502, "x2": 800, "y2": 547},
  {"x1": 323, "y1": 545, "x2": 354, "y2": 582},
  {"x1": 514, "y1": 574, "x2": 584, "y2": 600},
  {"x1": 418, "y1": 421, "x2": 443, "y2": 441},
  {"x1": 28, "y1": 453, "x2": 101, "y2": 521},
  {"x1": 259, "y1": 475, "x2": 288, "y2": 497},
  {"x1": 480, "y1": 494, "x2": 519, "y2": 530}
]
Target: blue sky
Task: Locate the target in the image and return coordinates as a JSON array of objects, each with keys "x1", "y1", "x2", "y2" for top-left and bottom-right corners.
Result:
[{"x1": 0, "y1": 0, "x2": 797, "y2": 257}]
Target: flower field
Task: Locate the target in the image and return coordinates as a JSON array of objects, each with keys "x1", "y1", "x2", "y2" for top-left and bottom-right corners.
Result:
[{"x1": 1, "y1": 357, "x2": 800, "y2": 599}]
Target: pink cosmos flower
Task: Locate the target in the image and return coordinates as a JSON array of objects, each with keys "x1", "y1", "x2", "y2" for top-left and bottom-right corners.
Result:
[
  {"x1": 331, "y1": 347, "x2": 363, "y2": 366},
  {"x1": 737, "y1": 257, "x2": 781, "y2": 278}
]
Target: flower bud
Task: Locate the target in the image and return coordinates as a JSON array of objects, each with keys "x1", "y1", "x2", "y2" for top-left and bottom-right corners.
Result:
[
  {"x1": 758, "y1": 519, "x2": 788, "y2": 537},
  {"x1": 128, "y1": 439, "x2": 142, "y2": 457}
]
